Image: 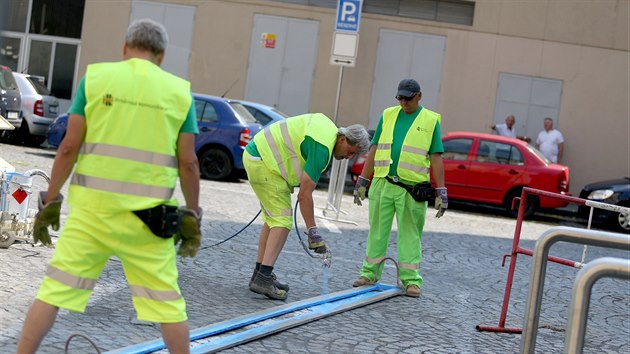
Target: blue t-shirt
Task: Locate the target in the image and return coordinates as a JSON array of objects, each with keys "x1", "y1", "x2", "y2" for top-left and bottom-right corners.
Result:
[{"x1": 69, "y1": 76, "x2": 198, "y2": 134}]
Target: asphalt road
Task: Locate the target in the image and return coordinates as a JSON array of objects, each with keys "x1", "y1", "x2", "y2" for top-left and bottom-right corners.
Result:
[{"x1": 1, "y1": 142, "x2": 628, "y2": 354}]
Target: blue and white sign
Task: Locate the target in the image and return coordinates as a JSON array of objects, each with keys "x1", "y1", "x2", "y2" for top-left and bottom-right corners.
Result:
[{"x1": 335, "y1": 0, "x2": 363, "y2": 32}]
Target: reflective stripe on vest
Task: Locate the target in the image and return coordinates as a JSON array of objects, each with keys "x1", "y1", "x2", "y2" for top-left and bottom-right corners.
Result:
[
  {"x1": 46, "y1": 265, "x2": 97, "y2": 290},
  {"x1": 81, "y1": 143, "x2": 178, "y2": 168},
  {"x1": 70, "y1": 59, "x2": 190, "y2": 211},
  {"x1": 373, "y1": 106, "x2": 441, "y2": 182},
  {"x1": 253, "y1": 113, "x2": 338, "y2": 187},
  {"x1": 263, "y1": 120, "x2": 302, "y2": 182}
]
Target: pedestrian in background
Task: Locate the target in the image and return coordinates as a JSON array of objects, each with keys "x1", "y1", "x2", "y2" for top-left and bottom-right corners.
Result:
[
  {"x1": 244, "y1": 113, "x2": 370, "y2": 300},
  {"x1": 491, "y1": 114, "x2": 530, "y2": 142},
  {"x1": 536, "y1": 117, "x2": 564, "y2": 163},
  {"x1": 352, "y1": 78, "x2": 447, "y2": 298},
  {"x1": 17, "y1": 19, "x2": 201, "y2": 354}
]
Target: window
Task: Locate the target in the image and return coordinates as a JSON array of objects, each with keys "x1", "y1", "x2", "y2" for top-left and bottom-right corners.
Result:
[
  {"x1": 29, "y1": 0, "x2": 85, "y2": 39},
  {"x1": 195, "y1": 100, "x2": 218, "y2": 123},
  {"x1": 0, "y1": 0, "x2": 29, "y2": 32},
  {"x1": 475, "y1": 140, "x2": 525, "y2": 166},
  {"x1": 270, "y1": 0, "x2": 475, "y2": 26},
  {"x1": 443, "y1": 138, "x2": 472, "y2": 161},
  {"x1": 0, "y1": 37, "x2": 22, "y2": 70}
]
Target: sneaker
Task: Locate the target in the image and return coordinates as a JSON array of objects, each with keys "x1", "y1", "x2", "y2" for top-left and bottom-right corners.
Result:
[
  {"x1": 352, "y1": 276, "x2": 374, "y2": 287},
  {"x1": 405, "y1": 284, "x2": 421, "y2": 298},
  {"x1": 249, "y1": 269, "x2": 290, "y2": 292},
  {"x1": 249, "y1": 271, "x2": 287, "y2": 300}
]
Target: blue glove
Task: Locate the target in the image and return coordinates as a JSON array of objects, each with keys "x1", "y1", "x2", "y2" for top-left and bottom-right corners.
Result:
[
  {"x1": 353, "y1": 176, "x2": 370, "y2": 206},
  {"x1": 33, "y1": 191, "x2": 63, "y2": 247},
  {"x1": 435, "y1": 187, "x2": 448, "y2": 218}
]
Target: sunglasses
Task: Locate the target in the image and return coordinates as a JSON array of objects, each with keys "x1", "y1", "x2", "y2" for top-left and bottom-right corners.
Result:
[{"x1": 396, "y1": 93, "x2": 417, "y2": 101}]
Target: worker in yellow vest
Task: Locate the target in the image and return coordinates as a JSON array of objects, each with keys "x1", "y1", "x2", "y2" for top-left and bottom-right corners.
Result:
[
  {"x1": 17, "y1": 19, "x2": 201, "y2": 354},
  {"x1": 244, "y1": 113, "x2": 370, "y2": 300},
  {"x1": 352, "y1": 78, "x2": 447, "y2": 298}
]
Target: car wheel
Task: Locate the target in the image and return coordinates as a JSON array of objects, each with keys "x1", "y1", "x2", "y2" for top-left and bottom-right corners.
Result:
[
  {"x1": 26, "y1": 135, "x2": 46, "y2": 147},
  {"x1": 505, "y1": 189, "x2": 538, "y2": 219},
  {"x1": 615, "y1": 203, "x2": 630, "y2": 233},
  {"x1": 199, "y1": 148, "x2": 233, "y2": 181}
]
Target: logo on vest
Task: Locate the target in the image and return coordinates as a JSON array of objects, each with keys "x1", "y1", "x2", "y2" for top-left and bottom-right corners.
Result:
[
  {"x1": 417, "y1": 126, "x2": 429, "y2": 132},
  {"x1": 102, "y1": 94, "x2": 114, "y2": 106}
]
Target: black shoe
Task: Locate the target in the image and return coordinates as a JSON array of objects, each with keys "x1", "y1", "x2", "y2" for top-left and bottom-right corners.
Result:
[
  {"x1": 249, "y1": 271, "x2": 288, "y2": 300},
  {"x1": 249, "y1": 269, "x2": 290, "y2": 292}
]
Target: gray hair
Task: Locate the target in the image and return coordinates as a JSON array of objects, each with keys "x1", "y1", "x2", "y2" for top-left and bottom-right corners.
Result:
[
  {"x1": 125, "y1": 19, "x2": 168, "y2": 56},
  {"x1": 338, "y1": 124, "x2": 371, "y2": 154}
]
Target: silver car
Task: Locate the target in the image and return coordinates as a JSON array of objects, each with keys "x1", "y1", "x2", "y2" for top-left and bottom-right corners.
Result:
[{"x1": 12, "y1": 73, "x2": 59, "y2": 146}]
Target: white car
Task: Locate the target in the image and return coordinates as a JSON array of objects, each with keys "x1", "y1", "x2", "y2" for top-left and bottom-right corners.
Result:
[{"x1": 12, "y1": 73, "x2": 59, "y2": 146}]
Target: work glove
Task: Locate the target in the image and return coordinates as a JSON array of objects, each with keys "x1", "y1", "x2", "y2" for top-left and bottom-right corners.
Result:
[
  {"x1": 33, "y1": 191, "x2": 63, "y2": 247},
  {"x1": 435, "y1": 187, "x2": 448, "y2": 218},
  {"x1": 175, "y1": 207, "x2": 202, "y2": 257},
  {"x1": 305, "y1": 226, "x2": 328, "y2": 254},
  {"x1": 353, "y1": 176, "x2": 370, "y2": 206}
]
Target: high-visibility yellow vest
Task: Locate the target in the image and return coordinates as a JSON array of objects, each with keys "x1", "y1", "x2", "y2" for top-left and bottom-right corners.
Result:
[
  {"x1": 69, "y1": 58, "x2": 192, "y2": 211},
  {"x1": 254, "y1": 113, "x2": 337, "y2": 187},
  {"x1": 373, "y1": 106, "x2": 441, "y2": 183}
]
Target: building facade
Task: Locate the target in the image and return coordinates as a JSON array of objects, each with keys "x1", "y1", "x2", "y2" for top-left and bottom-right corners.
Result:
[{"x1": 1, "y1": 0, "x2": 628, "y2": 196}]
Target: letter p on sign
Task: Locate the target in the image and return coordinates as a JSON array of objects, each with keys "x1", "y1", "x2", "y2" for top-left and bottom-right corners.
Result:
[{"x1": 335, "y1": 0, "x2": 362, "y2": 32}]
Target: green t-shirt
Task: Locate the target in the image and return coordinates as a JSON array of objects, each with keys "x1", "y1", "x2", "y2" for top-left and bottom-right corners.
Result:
[
  {"x1": 69, "y1": 76, "x2": 198, "y2": 134},
  {"x1": 372, "y1": 106, "x2": 444, "y2": 177},
  {"x1": 246, "y1": 136, "x2": 330, "y2": 183}
]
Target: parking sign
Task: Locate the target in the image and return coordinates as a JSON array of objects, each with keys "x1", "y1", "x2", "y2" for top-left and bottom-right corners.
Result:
[{"x1": 335, "y1": 0, "x2": 362, "y2": 32}]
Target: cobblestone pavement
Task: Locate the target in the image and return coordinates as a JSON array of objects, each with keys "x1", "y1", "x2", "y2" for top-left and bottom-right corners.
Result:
[{"x1": 1, "y1": 142, "x2": 629, "y2": 353}]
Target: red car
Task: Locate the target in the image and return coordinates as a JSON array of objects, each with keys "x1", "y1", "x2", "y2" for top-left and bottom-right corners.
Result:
[{"x1": 351, "y1": 131, "x2": 570, "y2": 218}]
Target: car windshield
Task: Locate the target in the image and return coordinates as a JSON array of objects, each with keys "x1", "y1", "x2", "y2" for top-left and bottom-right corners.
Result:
[
  {"x1": 527, "y1": 144, "x2": 552, "y2": 163},
  {"x1": 0, "y1": 67, "x2": 19, "y2": 90},
  {"x1": 229, "y1": 102, "x2": 259, "y2": 124},
  {"x1": 25, "y1": 76, "x2": 51, "y2": 95}
]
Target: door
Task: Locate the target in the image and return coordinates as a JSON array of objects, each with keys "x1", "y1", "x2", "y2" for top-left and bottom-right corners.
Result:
[
  {"x1": 493, "y1": 73, "x2": 563, "y2": 141},
  {"x1": 131, "y1": 0, "x2": 196, "y2": 80},
  {"x1": 440, "y1": 137, "x2": 473, "y2": 198},
  {"x1": 245, "y1": 15, "x2": 319, "y2": 116},
  {"x1": 368, "y1": 29, "x2": 446, "y2": 129},
  {"x1": 466, "y1": 139, "x2": 526, "y2": 204}
]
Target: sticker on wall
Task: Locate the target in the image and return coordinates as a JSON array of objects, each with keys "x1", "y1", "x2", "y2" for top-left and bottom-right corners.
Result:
[{"x1": 261, "y1": 33, "x2": 277, "y2": 48}]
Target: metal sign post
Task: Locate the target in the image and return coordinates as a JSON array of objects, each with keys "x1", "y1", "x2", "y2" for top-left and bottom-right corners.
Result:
[{"x1": 318, "y1": 0, "x2": 362, "y2": 225}]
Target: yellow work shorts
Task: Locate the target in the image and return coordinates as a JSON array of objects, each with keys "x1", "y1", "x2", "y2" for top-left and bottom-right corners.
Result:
[
  {"x1": 37, "y1": 207, "x2": 186, "y2": 323},
  {"x1": 243, "y1": 150, "x2": 293, "y2": 229}
]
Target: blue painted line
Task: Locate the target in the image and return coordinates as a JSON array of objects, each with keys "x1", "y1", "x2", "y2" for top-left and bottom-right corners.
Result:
[
  {"x1": 105, "y1": 284, "x2": 400, "y2": 354},
  {"x1": 191, "y1": 286, "x2": 401, "y2": 353}
]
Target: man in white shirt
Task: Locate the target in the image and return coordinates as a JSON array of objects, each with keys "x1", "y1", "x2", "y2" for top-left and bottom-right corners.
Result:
[
  {"x1": 491, "y1": 115, "x2": 530, "y2": 142},
  {"x1": 536, "y1": 117, "x2": 564, "y2": 163}
]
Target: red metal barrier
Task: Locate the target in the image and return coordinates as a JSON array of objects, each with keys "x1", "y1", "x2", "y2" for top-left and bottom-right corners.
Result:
[{"x1": 476, "y1": 187, "x2": 630, "y2": 333}]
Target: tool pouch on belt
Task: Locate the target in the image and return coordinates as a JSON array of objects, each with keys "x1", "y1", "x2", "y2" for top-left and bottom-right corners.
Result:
[
  {"x1": 132, "y1": 205, "x2": 180, "y2": 238},
  {"x1": 385, "y1": 176, "x2": 435, "y2": 202}
]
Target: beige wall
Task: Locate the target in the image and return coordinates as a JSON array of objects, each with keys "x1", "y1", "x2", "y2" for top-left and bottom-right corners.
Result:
[{"x1": 80, "y1": 0, "x2": 629, "y2": 195}]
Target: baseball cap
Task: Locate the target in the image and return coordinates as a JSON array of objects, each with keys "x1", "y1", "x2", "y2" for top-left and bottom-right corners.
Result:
[{"x1": 397, "y1": 79, "x2": 421, "y2": 97}]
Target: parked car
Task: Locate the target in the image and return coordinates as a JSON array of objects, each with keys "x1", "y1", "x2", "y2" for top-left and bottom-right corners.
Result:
[
  {"x1": 0, "y1": 65, "x2": 21, "y2": 140},
  {"x1": 350, "y1": 131, "x2": 571, "y2": 218},
  {"x1": 46, "y1": 113, "x2": 68, "y2": 148},
  {"x1": 239, "y1": 100, "x2": 288, "y2": 127},
  {"x1": 11, "y1": 72, "x2": 59, "y2": 146},
  {"x1": 577, "y1": 177, "x2": 630, "y2": 233},
  {"x1": 45, "y1": 94, "x2": 262, "y2": 181},
  {"x1": 193, "y1": 93, "x2": 263, "y2": 180}
]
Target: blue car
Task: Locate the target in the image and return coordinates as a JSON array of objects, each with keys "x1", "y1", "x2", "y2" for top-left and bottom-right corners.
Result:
[
  {"x1": 239, "y1": 100, "x2": 288, "y2": 127},
  {"x1": 46, "y1": 113, "x2": 68, "y2": 148},
  {"x1": 46, "y1": 94, "x2": 262, "y2": 181},
  {"x1": 193, "y1": 93, "x2": 262, "y2": 180}
]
